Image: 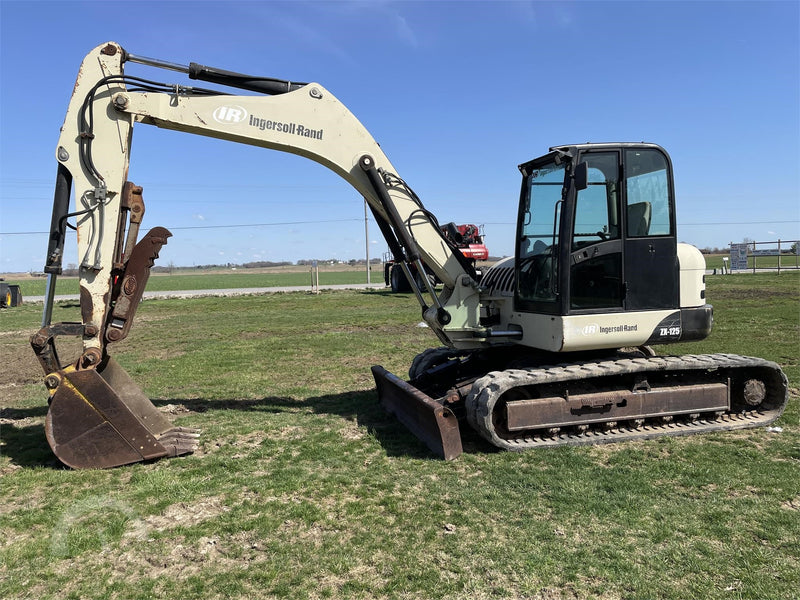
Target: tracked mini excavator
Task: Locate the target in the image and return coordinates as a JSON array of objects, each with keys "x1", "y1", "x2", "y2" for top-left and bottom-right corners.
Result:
[{"x1": 32, "y1": 42, "x2": 788, "y2": 468}]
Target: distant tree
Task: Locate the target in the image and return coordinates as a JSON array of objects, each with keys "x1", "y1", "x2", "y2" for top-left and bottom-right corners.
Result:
[{"x1": 242, "y1": 261, "x2": 291, "y2": 268}]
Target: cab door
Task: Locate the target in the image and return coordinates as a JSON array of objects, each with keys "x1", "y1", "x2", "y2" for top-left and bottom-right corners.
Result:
[
  {"x1": 568, "y1": 151, "x2": 624, "y2": 311},
  {"x1": 621, "y1": 148, "x2": 679, "y2": 311}
]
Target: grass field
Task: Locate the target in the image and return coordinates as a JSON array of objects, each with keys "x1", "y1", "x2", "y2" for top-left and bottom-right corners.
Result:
[
  {"x1": 703, "y1": 253, "x2": 800, "y2": 272},
  {"x1": 1, "y1": 273, "x2": 798, "y2": 599},
  {"x1": 1, "y1": 265, "x2": 383, "y2": 298},
  {"x1": 4, "y1": 256, "x2": 799, "y2": 299}
]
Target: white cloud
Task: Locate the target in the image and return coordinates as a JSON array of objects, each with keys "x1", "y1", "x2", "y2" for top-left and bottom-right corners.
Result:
[{"x1": 393, "y1": 13, "x2": 419, "y2": 48}]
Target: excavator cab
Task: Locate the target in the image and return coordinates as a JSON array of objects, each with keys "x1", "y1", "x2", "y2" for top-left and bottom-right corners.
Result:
[
  {"x1": 518, "y1": 145, "x2": 673, "y2": 312},
  {"x1": 514, "y1": 144, "x2": 711, "y2": 347}
]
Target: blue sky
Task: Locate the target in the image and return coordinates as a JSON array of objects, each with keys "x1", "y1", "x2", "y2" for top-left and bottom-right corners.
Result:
[{"x1": 1, "y1": 0, "x2": 798, "y2": 272}]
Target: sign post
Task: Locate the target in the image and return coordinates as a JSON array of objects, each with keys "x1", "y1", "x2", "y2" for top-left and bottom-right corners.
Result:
[{"x1": 729, "y1": 243, "x2": 748, "y2": 271}]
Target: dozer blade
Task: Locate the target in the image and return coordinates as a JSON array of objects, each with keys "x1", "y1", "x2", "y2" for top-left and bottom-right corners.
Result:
[
  {"x1": 45, "y1": 357, "x2": 199, "y2": 469},
  {"x1": 372, "y1": 365, "x2": 463, "y2": 460}
]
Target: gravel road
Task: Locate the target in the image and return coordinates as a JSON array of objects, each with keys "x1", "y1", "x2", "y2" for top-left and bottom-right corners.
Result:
[{"x1": 25, "y1": 282, "x2": 387, "y2": 303}]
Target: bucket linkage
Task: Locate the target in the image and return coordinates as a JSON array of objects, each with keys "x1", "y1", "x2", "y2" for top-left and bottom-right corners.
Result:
[{"x1": 32, "y1": 223, "x2": 198, "y2": 469}]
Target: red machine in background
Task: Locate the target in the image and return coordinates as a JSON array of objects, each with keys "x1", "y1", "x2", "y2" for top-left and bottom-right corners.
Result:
[{"x1": 384, "y1": 223, "x2": 488, "y2": 292}]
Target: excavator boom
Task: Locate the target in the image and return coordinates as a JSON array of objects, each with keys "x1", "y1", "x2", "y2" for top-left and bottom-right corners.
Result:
[{"x1": 34, "y1": 42, "x2": 480, "y2": 468}]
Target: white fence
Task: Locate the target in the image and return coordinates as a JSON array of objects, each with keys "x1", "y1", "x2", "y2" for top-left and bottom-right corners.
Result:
[{"x1": 727, "y1": 240, "x2": 799, "y2": 273}]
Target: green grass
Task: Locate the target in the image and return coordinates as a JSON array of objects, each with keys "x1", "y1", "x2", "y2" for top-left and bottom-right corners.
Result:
[
  {"x1": 2, "y1": 267, "x2": 382, "y2": 298},
  {"x1": 1, "y1": 274, "x2": 798, "y2": 599},
  {"x1": 8, "y1": 257, "x2": 798, "y2": 298},
  {"x1": 704, "y1": 253, "x2": 800, "y2": 272}
]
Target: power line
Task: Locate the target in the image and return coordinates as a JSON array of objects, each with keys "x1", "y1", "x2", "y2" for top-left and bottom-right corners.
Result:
[
  {"x1": 2, "y1": 218, "x2": 798, "y2": 236},
  {"x1": 482, "y1": 220, "x2": 800, "y2": 226},
  {"x1": 0, "y1": 218, "x2": 364, "y2": 236},
  {"x1": 678, "y1": 221, "x2": 800, "y2": 226},
  {"x1": 168, "y1": 218, "x2": 363, "y2": 230}
]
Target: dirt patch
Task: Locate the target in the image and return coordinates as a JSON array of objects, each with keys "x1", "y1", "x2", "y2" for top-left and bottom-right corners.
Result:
[
  {"x1": 229, "y1": 430, "x2": 268, "y2": 448},
  {"x1": 130, "y1": 347, "x2": 187, "y2": 361},
  {"x1": 159, "y1": 403, "x2": 195, "y2": 415},
  {"x1": 0, "y1": 486, "x2": 47, "y2": 516},
  {"x1": 279, "y1": 519, "x2": 326, "y2": 547},
  {"x1": 228, "y1": 431, "x2": 269, "y2": 459},
  {"x1": 338, "y1": 418, "x2": 365, "y2": 441},
  {"x1": 106, "y1": 534, "x2": 253, "y2": 583},
  {"x1": 781, "y1": 496, "x2": 800, "y2": 511},
  {"x1": 144, "y1": 495, "x2": 231, "y2": 531},
  {"x1": 270, "y1": 425, "x2": 306, "y2": 441},
  {"x1": 193, "y1": 430, "x2": 269, "y2": 458},
  {"x1": 711, "y1": 287, "x2": 797, "y2": 301},
  {"x1": 69, "y1": 493, "x2": 276, "y2": 585},
  {"x1": 1, "y1": 341, "x2": 45, "y2": 386}
]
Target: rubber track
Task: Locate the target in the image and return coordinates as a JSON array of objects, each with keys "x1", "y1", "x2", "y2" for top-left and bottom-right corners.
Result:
[
  {"x1": 408, "y1": 347, "x2": 461, "y2": 381},
  {"x1": 465, "y1": 353, "x2": 789, "y2": 450}
]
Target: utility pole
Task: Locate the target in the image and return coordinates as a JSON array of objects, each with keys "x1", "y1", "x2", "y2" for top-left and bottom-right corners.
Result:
[{"x1": 364, "y1": 199, "x2": 371, "y2": 284}]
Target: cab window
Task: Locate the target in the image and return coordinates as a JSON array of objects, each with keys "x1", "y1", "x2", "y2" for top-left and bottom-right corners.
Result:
[
  {"x1": 517, "y1": 160, "x2": 564, "y2": 305},
  {"x1": 625, "y1": 149, "x2": 671, "y2": 237},
  {"x1": 573, "y1": 153, "x2": 620, "y2": 250},
  {"x1": 570, "y1": 152, "x2": 623, "y2": 310}
]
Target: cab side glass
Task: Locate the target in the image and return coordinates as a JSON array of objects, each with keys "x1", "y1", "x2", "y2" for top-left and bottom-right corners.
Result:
[
  {"x1": 517, "y1": 161, "x2": 565, "y2": 305},
  {"x1": 625, "y1": 149, "x2": 671, "y2": 237}
]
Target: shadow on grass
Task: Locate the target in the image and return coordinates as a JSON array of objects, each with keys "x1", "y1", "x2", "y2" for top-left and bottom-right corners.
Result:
[
  {"x1": 0, "y1": 422, "x2": 62, "y2": 468},
  {"x1": 151, "y1": 392, "x2": 482, "y2": 460},
  {"x1": 1, "y1": 405, "x2": 48, "y2": 419},
  {"x1": 1, "y1": 390, "x2": 493, "y2": 468}
]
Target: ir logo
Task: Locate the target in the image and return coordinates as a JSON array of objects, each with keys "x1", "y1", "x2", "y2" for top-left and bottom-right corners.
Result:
[
  {"x1": 581, "y1": 324, "x2": 599, "y2": 335},
  {"x1": 212, "y1": 105, "x2": 248, "y2": 124}
]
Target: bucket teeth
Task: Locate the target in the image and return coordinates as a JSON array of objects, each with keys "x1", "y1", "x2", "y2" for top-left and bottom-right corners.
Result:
[{"x1": 157, "y1": 427, "x2": 201, "y2": 457}]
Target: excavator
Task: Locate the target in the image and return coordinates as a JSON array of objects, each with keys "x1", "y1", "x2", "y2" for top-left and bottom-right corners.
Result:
[{"x1": 31, "y1": 42, "x2": 788, "y2": 468}]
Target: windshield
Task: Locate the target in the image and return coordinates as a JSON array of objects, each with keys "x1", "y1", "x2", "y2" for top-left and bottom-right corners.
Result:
[
  {"x1": 520, "y1": 160, "x2": 564, "y2": 258},
  {"x1": 517, "y1": 158, "x2": 565, "y2": 304}
]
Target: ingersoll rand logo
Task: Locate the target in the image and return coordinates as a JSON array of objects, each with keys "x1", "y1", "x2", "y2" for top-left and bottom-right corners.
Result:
[{"x1": 213, "y1": 105, "x2": 248, "y2": 124}]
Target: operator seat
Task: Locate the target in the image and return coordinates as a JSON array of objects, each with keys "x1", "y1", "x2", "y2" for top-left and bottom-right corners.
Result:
[{"x1": 627, "y1": 201, "x2": 652, "y2": 237}]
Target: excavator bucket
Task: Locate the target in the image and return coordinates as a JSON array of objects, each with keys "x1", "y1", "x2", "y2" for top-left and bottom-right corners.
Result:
[
  {"x1": 372, "y1": 365, "x2": 463, "y2": 460},
  {"x1": 45, "y1": 357, "x2": 198, "y2": 469}
]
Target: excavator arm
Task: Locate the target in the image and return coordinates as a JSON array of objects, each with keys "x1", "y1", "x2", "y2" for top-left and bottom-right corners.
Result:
[
  {"x1": 45, "y1": 42, "x2": 480, "y2": 346},
  {"x1": 33, "y1": 42, "x2": 481, "y2": 467}
]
